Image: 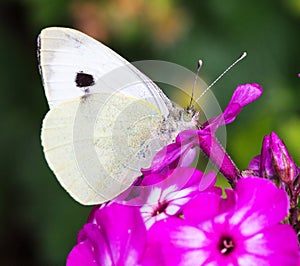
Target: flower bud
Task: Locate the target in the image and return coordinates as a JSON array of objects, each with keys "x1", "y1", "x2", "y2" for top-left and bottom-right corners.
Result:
[
  {"x1": 270, "y1": 132, "x2": 297, "y2": 184},
  {"x1": 260, "y1": 135, "x2": 276, "y2": 179}
]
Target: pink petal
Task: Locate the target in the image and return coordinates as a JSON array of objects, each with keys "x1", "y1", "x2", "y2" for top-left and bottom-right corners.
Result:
[
  {"x1": 147, "y1": 218, "x2": 209, "y2": 266},
  {"x1": 94, "y1": 203, "x2": 147, "y2": 264},
  {"x1": 67, "y1": 241, "x2": 99, "y2": 266},
  {"x1": 260, "y1": 134, "x2": 276, "y2": 178},
  {"x1": 68, "y1": 203, "x2": 147, "y2": 265},
  {"x1": 228, "y1": 83, "x2": 263, "y2": 108},
  {"x1": 202, "y1": 83, "x2": 263, "y2": 129},
  {"x1": 232, "y1": 177, "x2": 289, "y2": 234},
  {"x1": 183, "y1": 190, "x2": 234, "y2": 225},
  {"x1": 197, "y1": 133, "x2": 240, "y2": 183},
  {"x1": 248, "y1": 155, "x2": 260, "y2": 174},
  {"x1": 198, "y1": 171, "x2": 217, "y2": 191},
  {"x1": 241, "y1": 224, "x2": 299, "y2": 265},
  {"x1": 67, "y1": 224, "x2": 111, "y2": 266}
]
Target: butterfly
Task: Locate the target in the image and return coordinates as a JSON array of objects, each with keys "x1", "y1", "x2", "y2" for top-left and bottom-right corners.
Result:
[{"x1": 38, "y1": 27, "x2": 199, "y2": 205}]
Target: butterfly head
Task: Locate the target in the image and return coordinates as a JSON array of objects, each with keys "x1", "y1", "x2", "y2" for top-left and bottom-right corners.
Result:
[{"x1": 185, "y1": 105, "x2": 200, "y2": 129}]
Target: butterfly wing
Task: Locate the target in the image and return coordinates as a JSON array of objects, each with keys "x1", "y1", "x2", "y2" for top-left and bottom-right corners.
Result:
[
  {"x1": 38, "y1": 27, "x2": 171, "y2": 115},
  {"x1": 41, "y1": 93, "x2": 163, "y2": 205},
  {"x1": 39, "y1": 27, "x2": 172, "y2": 204}
]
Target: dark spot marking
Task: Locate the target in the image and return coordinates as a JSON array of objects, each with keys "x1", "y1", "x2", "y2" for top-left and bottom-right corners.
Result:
[
  {"x1": 75, "y1": 71, "x2": 95, "y2": 88},
  {"x1": 152, "y1": 201, "x2": 169, "y2": 217}
]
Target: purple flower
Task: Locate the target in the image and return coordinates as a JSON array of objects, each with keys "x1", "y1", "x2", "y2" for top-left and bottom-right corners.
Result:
[
  {"x1": 147, "y1": 177, "x2": 299, "y2": 265},
  {"x1": 67, "y1": 168, "x2": 218, "y2": 265},
  {"x1": 143, "y1": 83, "x2": 263, "y2": 186},
  {"x1": 67, "y1": 203, "x2": 149, "y2": 266},
  {"x1": 137, "y1": 168, "x2": 217, "y2": 228}
]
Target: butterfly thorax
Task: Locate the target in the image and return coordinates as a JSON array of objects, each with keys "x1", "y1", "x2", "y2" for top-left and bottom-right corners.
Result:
[{"x1": 155, "y1": 104, "x2": 199, "y2": 146}]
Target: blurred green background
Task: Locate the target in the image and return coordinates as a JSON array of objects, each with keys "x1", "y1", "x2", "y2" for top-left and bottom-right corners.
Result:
[{"x1": 0, "y1": 0, "x2": 299, "y2": 265}]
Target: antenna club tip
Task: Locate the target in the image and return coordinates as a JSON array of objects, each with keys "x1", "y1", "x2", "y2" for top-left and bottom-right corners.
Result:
[
  {"x1": 241, "y1": 51, "x2": 247, "y2": 58},
  {"x1": 198, "y1": 59, "x2": 203, "y2": 68}
]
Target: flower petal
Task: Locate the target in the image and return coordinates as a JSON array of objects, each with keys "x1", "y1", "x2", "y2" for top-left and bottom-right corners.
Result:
[
  {"x1": 202, "y1": 83, "x2": 263, "y2": 129},
  {"x1": 94, "y1": 203, "x2": 147, "y2": 264},
  {"x1": 147, "y1": 218, "x2": 210, "y2": 266},
  {"x1": 232, "y1": 177, "x2": 289, "y2": 234},
  {"x1": 241, "y1": 224, "x2": 299, "y2": 265},
  {"x1": 248, "y1": 155, "x2": 260, "y2": 174},
  {"x1": 259, "y1": 135, "x2": 276, "y2": 178},
  {"x1": 197, "y1": 133, "x2": 240, "y2": 183},
  {"x1": 67, "y1": 224, "x2": 111, "y2": 266},
  {"x1": 198, "y1": 171, "x2": 217, "y2": 191},
  {"x1": 227, "y1": 83, "x2": 263, "y2": 108},
  {"x1": 69, "y1": 203, "x2": 147, "y2": 265},
  {"x1": 183, "y1": 190, "x2": 234, "y2": 225},
  {"x1": 67, "y1": 240, "x2": 100, "y2": 266}
]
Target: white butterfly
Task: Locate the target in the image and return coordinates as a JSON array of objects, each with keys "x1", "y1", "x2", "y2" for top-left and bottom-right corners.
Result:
[{"x1": 38, "y1": 27, "x2": 198, "y2": 205}]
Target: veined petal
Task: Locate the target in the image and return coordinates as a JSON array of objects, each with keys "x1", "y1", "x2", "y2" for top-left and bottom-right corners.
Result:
[
  {"x1": 95, "y1": 203, "x2": 146, "y2": 265},
  {"x1": 233, "y1": 177, "x2": 289, "y2": 230},
  {"x1": 248, "y1": 155, "x2": 260, "y2": 175},
  {"x1": 259, "y1": 135, "x2": 276, "y2": 179},
  {"x1": 241, "y1": 224, "x2": 299, "y2": 265},
  {"x1": 183, "y1": 191, "x2": 234, "y2": 225},
  {"x1": 227, "y1": 83, "x2": 263, "y2": 108},
  {"x1": 202, "y1": 83, "x2": 263, "y2": 130},
  {"x1": 67, "y1": 240, "x2": 101, "y2": 266},
  {"x1": 68, "y1": 203, "x2": 147, "y2": 265},
  {"x1": 147, "y1": 218, "x2": 210, "y2": 266}
]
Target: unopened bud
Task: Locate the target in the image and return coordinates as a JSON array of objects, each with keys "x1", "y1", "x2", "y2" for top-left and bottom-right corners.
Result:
[
  {"x1": 270, "y1": 132, "x2": 297, "y2": 184},
  {"x1": 260, "y1": 135, "x2": 276, "y2": 179}
]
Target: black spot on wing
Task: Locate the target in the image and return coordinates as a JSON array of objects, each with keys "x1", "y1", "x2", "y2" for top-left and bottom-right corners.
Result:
[{"x1": 75, "y1": 71, "x2": 95, "y2": 88}]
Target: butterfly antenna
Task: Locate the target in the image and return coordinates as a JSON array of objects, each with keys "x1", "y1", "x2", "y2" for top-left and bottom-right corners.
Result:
[
  {"x1": 189, "y1": 59, "x2": 203, "y2": 109},
  {"x1": 194, "y1": 52, "x2": 247, "y2": 104}
]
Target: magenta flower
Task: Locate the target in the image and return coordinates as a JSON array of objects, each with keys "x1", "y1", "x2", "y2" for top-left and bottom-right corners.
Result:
[
  {"x1": 147, "y1": 177, "x2": 299, "y2": 265},
  {"x1": 67, "y1": 169, "x2": 217, "y2": 265},
  {"x1": 136, "y1": 168, "x2": 217, "y2": 228},
  {"x1": 67, "y1": 203, "x2": 149, "y2": 266},
  {"x1": 142, "y1": 83, "x2": 263, "y2": 186}
]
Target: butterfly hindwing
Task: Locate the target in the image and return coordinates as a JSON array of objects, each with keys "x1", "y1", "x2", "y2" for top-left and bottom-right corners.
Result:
[{"x1": 41, "y1": 93, "x2": 162, "y2": 204}]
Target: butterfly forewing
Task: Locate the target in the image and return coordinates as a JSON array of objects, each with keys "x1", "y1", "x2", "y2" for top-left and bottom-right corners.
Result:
[{"x1": 38, "y1": 27, "x2": 171, "y2": 116}]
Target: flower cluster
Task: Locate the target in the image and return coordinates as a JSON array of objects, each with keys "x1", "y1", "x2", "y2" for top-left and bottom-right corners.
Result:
[{"x1": 67, "y1": 84, "x2": 300, "y2": 265}]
